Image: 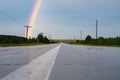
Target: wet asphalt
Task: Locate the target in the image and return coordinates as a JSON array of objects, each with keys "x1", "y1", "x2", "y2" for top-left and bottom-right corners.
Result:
[
  {"x1": 0, "y1": 44, "x2": 58, "y2": 79},
  {"x1": 0, "y1": 43, "x2": 120, "y2": 80},
  {"x1": 48, "y1": 43, "x2": 120, "y2": 80}
]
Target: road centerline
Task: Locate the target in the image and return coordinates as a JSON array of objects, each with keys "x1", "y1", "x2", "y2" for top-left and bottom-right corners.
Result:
[{"x1": 1, "y1": 44, "x2": 61, "y2": 80}]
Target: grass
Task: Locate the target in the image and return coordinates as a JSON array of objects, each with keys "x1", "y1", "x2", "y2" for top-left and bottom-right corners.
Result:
[
  {"x1": 0, "y1": 43, "x2": 49, "y2": 47},
  {"x1": 53, "y1": 39, "x2": 120, "y2": 48}
]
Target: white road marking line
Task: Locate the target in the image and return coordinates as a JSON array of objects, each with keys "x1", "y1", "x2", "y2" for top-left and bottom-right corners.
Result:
[{"x1": 1, "y1": 45, "x2": 61, "y2": 80}]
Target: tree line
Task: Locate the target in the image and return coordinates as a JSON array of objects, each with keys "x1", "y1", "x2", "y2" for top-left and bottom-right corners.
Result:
[
  {"x1": 78, "y1": 35, "x2": 120, "y2": 46},
  {"x1": 0, "y1": 33, "x2": 50, "y2": 44}
]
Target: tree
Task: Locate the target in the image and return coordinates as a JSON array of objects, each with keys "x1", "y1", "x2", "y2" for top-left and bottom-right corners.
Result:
[
  {"x1": 36, "y1": 33, "x2": 50, "y2": 43},
  {"x1": 37, "y1": 33, "x2": 44, "y2": 42},
  {"x1": 0, "y1": 35, "x2": 27, "y2": 44},
  {"x1": 98, "y1": 36, "x2": 104, "y2": 45},
  {"x1": 85, "y1": 35, "x2": 92, "y2": 43},
  {"x1": 43, "y1": 36, "x2": 50, "y2": 43}
]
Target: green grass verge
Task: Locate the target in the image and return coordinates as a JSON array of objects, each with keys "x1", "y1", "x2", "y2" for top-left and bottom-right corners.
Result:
[{"x1": 0, "y1": 43, "x2": 49, "y2": 47}]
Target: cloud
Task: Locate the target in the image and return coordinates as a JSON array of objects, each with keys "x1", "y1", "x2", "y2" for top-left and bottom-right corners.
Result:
[
  {"x1": 44, "y1": 0, "x2": 117, "y2": 7},
  {"x1": 0, "y1": 0, "x2": 120, "y2": 38}
]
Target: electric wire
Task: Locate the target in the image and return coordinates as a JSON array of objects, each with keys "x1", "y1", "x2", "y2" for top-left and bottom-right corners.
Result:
[{"x1": 0, "y1": 9, "x2": 26, "y2": 26}]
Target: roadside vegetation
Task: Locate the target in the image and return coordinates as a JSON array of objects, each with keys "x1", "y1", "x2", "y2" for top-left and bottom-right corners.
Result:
[
  {"x1": 74, "y1": 35, "x2": 120, "y2": 47},
  {"x1": 53, "y1": 35, "x2": 120, "y2": 47},
  {"x1": 0, "y1": 33, "x2": 51, "y2": 47},
  {"x1": 0, "y1": 33, "x2": 120, "y2": 47}
]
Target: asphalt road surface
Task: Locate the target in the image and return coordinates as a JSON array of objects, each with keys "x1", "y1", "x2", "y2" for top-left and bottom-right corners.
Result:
[{"x1": 0, "y1": 43, "x2": 120, "y2": 80}]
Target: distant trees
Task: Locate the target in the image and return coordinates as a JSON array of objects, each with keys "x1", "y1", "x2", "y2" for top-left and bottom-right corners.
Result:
[
  {"x1": 97, "y1": 36, "x2": 104, "y2": 45},
  {"x1": 0, "y1": 35, "x2": 27, "y2": 44},
  {"x1": 27, "y1": 37, "x2": 36, "y2": 43},
  {"x1": 36, "y1": 33, "x2": 50, "y2": 43},
  {"x1": 26, "y1": 33, "x2": 50, "y2": 43},
  {"x1": 0, "y1": 33, "x2": 50, "y2": 44},
  {"x1": 37, "y1": 33, "x2": 44, "y2": 42},
  {"x1": 85, "y1": 35, "x2": 92, "y2": 43},
  {"x1": 80, "y1": 35, "x2": 120, "y2": 46}
]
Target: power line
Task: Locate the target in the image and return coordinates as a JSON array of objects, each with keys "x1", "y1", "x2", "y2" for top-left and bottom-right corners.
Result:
[{"x1": 0, "y1": 9, "x2": 25, "y2": 26}]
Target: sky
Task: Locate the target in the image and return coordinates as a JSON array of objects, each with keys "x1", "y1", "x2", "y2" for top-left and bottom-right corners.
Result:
[{"x1": 0, "y1": 0, "x2": 120, "y2": 39}]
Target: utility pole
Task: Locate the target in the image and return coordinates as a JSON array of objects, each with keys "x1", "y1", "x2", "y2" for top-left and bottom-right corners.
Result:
[
  {"x1": 37, "y1": 32, "x2": 39, "y2": 43},
  {"x1": 37, "y1": 35, "x2": 38, "y2": 43},
  {"x1": 96, "y1": 20, "x2": 98, "y2": 40},
  {"x1": 74, "y1": 36, "x2": 76, "y2": 42},
  {"x1": 80, "y1": 29, "x2": 82, "y2": 40},
  {"x1": 24, "y1": 26, "x2": 32, "y2": 38},
  {"x1": 48, "y1": 35, "x2": 51, "y2": 42},
  {"x1": 96, "y1": 20, "x2": 98, "y2": 44}
]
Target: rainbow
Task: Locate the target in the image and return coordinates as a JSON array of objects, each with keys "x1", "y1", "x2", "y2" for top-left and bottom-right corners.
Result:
[{"x1": 27, "y1": 0, "x2": 42, "y2": 38}]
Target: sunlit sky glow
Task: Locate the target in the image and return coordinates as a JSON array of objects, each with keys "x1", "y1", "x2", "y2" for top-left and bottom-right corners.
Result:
[{"x1": 0, "y1": 0, "x2": 120, "y2": 39}]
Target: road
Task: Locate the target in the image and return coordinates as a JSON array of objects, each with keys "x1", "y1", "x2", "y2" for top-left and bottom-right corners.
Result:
[{"x1": 0, "y1": 43, "x2": 120, "y2": 80}]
